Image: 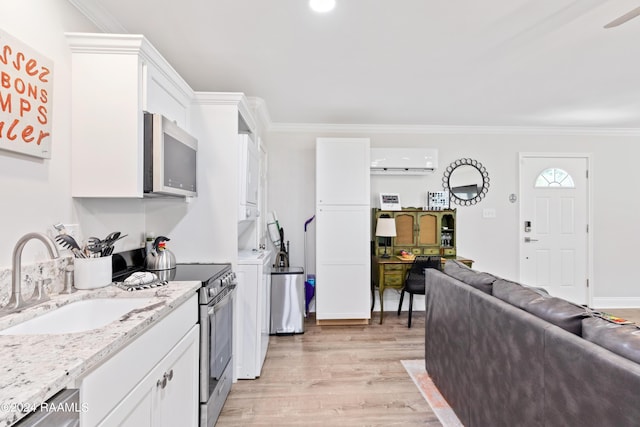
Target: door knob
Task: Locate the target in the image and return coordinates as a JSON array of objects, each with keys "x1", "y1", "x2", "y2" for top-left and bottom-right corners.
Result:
[{"x1": 524, "y1": 237, "x2": 539, "y2": 243}]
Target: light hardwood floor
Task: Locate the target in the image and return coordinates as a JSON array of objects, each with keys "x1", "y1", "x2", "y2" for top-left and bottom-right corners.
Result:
[
  {"x1": 217, "y1": 307, "x2": 640, "y2": 426},
  {"x1": 216, "y1": 311, "x2": 441, "y2": 426}
]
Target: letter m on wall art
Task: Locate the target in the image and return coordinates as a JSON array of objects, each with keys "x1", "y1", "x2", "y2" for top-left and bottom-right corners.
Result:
[{"x1": 0, "y1": 28, "x2": 54, "y2": 159}]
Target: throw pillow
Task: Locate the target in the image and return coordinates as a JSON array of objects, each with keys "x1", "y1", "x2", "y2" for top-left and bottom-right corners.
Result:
[{"x1": 582, "y1": 316, "x2": 640, "y2": 364}]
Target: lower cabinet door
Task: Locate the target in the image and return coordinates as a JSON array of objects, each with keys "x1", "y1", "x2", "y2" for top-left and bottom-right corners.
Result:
[
  {"x1": 99, "y1": 325, "x2": 199, "y2": 427},
  {"x1": 105, "y1": 386, "x2": 154, "y2": 427},
  {"x1": 316, "y1": 205, "x2": 371, "y2": 320},
  {"x1": 236, "y1": 259, "x2": 270, "y2": 380},
  {"x1": 154, "y1": 325, "x2": 200, "y2": 427}
]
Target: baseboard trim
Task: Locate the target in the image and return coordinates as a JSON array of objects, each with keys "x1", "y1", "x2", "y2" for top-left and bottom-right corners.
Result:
[
  {"x1": 316, "y1": 318, "x2": 370, "y2": 326},
  {"x1": 591, "y1": 297, "x2": 640, "y2": 309}
]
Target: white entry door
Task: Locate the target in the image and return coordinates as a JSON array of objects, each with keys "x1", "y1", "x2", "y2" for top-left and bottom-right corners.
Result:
[{"x1": 519, "y1": 154, "x2": 590, "y2": 305}]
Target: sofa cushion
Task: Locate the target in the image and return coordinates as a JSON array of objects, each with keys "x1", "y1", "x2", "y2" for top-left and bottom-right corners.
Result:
[
  {"x1": 582, "y1": 316, "x2": 640, "y2": 364},
  {"x1": 493, "y1": 279, "x2": 587, "y2": 335},
  {"x1": 492, "y1": 279, "x2": 547, "y2": 306},
  {"x1": 443, "y1": 259, "x2": 497, "y2": 295}
]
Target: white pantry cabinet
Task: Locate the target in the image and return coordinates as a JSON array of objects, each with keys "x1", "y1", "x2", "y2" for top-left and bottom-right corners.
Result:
[
  {"x1": 316, "y1": 138, "x2": 371, "y2": 206},
  {"x1": 235, "y1": 250, "x2": 271, "y2": 379},
  {"x1": 315, "y1": 205, "x2": 371, "y2": 321},
  {"x1": 66, "y1": 33, "x2": 193, "y2": 198},
  {"x1": 78, "y1": 294, "x2": 199, "y2": 427},
  {"x1": 315, "y1": 138, "x2": 371, "y2": 324}
]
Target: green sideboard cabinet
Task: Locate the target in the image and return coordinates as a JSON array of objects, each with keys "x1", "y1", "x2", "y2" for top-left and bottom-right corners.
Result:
[{"x1": 372, "y1": 208, "x2": 457, "y2": 257}]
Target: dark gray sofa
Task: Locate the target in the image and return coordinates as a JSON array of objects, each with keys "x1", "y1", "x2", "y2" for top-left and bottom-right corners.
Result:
[{"x1": 424, "y1": 262, "x2": 640, "y2": 427}]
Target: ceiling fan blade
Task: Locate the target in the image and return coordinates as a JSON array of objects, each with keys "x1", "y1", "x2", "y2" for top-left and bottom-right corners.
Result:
[{"x1": 604, "y1": 6, "x2": 640, "y2": 28}]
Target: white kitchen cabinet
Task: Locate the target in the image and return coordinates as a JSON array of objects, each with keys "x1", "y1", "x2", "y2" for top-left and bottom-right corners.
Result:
[
  {"x1": 235, "y1": 250, "x2": 271, "y2": 379},
  {"x1": 66, "y1": 33, "x2": 193, "y2": 198},
  {"x1": 316, "y1": 138, "x2": 371, "y2": 206},
  {"x1": 315, "y1": 205, "x2": 371, "y2": 321},
  {"x1": 315, "y1": 138, "x2": 371, "y2": 324},
  {"x1": 100, "y1": 326, "x2": 199, "y2": 427},
  {"x1": 79, "y1": 294, "x2": 198, "y2": 426},
  {"x1": 238, "y1": 133, "x2": 260, "y2": 221}
]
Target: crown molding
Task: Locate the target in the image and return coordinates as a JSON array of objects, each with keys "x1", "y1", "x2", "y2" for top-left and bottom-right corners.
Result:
[
  {"x1": 193, "y1": 92, "x2": 257, "y2": 134},
  {"x1": 193, "y1": 92, "x2": 246, "y2": 106},
  {"x1": 66, "y1": 32, "x2": 194, "y2": 102},
  {"x1": 267, "y1": 122, "x2": 640, "y2": 136},
  {"x1": 247, "y1": 97, "x2": 272, "y2": 135},
  {"x1": 68, "y1": 0, "x2": 127, "y2": 33}
]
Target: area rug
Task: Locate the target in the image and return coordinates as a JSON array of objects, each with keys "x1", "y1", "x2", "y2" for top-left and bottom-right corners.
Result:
[{"x1": 401, "y1": 360, "x2": 464, "y2": 427}]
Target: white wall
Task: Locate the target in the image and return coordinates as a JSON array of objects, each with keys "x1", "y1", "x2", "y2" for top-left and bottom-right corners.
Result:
[
  {"x1": 0, "y1": 0, "x2": 100, "y2": 267},
  {"x1": 0, "y1": 1, "x2": 235, "y2": 290},
  {"x1": 267, "y1": 130, "x2": 640, "y2": 309},
  {"x1": 0, "y1": 2, "x2": 258, "y2": 288}
]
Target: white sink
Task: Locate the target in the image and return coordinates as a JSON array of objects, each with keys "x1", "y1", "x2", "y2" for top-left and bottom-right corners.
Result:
[{"x1": 0, "y1": 298, "x2": 153, "y2": 335}]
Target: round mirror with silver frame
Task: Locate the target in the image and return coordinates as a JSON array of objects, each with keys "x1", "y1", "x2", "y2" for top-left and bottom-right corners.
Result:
[{"x1": 442, "y1": 158, "x2": 490, "y2": 206}]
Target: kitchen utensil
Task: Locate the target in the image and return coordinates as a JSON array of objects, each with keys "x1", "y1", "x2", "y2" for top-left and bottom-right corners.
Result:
[
  {"x1": 87, "y1": 236, "x2": 102, "y2": 246},
  {"x1": 101, "y1": 232, "x2": 127, "y2": 256},
  {"x1": 103, "y1": 231, "x2": 120, "y2": 243},
  {"x1": 85, "y1": 242, "x2": 104, "y2": 257},
  {"x1": 55, "y1": 234, "x2": 86, "y2": 258},
  {"x1": 144, "y1": 236, "x2": 176, "y2": 281}
]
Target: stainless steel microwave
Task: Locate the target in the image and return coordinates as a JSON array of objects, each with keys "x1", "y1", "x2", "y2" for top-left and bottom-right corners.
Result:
[{"x1": 143, "y1": 112, "x2": 198, "y2": 198}]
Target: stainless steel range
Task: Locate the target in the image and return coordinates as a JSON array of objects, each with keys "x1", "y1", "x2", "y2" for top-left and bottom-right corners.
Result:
[{"x1": 173, "y1": 263, "x2": 237, "y2": 427}]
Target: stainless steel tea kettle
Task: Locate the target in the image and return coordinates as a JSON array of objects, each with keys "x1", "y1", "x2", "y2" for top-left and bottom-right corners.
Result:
[{"x1": 145, "y1": 236, "x2": 176, "y2": 281}]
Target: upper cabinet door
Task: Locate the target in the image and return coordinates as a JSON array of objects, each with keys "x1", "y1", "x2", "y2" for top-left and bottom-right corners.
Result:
[
  {"x1": 393, "y1": 212, "x2": 416, "y2": 247},
  {"x1": 66, "y1": 33, "x2": 193, "y2": 198},
  {"x1": 416, "y1": 212, "x2": 438, "y2": 246},
  {"x1": 316, "y1": 138, "x2": 370, "y2": 205}
]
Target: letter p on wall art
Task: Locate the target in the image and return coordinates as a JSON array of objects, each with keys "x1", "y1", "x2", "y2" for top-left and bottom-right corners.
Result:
[{"x1": 0, "y1": 28, "x2": 53, "y2": 159}]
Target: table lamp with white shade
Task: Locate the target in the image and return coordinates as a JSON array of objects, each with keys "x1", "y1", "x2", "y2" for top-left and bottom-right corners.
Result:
[{"x1": 375, "y1": 217, "x2": 396, "y2": 258}]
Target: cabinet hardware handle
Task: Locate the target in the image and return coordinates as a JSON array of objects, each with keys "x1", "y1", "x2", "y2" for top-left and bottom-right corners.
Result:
[
  {"x1": 157, "y1": 370, "x2": 173, "y2": 389},
  {"x1": 157, "y1": 376, "x2": 167, "y2": 389}
]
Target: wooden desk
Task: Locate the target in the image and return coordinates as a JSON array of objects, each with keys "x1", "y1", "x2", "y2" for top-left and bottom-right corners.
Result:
[{"x1": 371, "y1": 255, "x2": 474, "y2": 324}]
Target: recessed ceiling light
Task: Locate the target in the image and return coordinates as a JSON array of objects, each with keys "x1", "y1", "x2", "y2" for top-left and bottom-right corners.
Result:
[{"x1": 309, "y1": 0, "x2": 336, "y2": 13}]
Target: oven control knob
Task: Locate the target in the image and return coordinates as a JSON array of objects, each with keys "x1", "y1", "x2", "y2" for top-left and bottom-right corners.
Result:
[{"x1": 208, "y1": 288, "x2": 217, "y2": 298}]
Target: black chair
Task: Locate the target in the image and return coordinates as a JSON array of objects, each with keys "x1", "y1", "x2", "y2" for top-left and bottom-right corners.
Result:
[{"x1": 397, "y1": 255, "x2": 441, "y2": 328}]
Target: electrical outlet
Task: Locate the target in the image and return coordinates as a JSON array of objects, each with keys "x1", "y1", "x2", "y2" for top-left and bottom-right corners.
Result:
[{"x1": 482, "y1": 208, "x2": 496, "y2": 219}]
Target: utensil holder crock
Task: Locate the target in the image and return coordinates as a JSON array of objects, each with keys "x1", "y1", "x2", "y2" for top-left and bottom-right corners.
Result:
[{"x1": 74, "y1": 256, "x2": 112, "y2": 290}]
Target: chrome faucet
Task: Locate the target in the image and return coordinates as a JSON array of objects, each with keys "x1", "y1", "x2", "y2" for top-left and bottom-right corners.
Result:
[{"x1": 5, "y1": 232, "x2": 60, "y2": 312}]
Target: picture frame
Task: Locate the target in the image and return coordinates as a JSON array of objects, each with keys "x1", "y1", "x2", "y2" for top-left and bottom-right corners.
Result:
[{"x1": 379, "y1": 193, "x2": 401, "y2": 210}]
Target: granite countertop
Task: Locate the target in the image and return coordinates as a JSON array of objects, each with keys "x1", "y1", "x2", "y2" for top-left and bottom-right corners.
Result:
[{"x1": 0, "y1": 281, "x2": 200, "y2": 426}]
